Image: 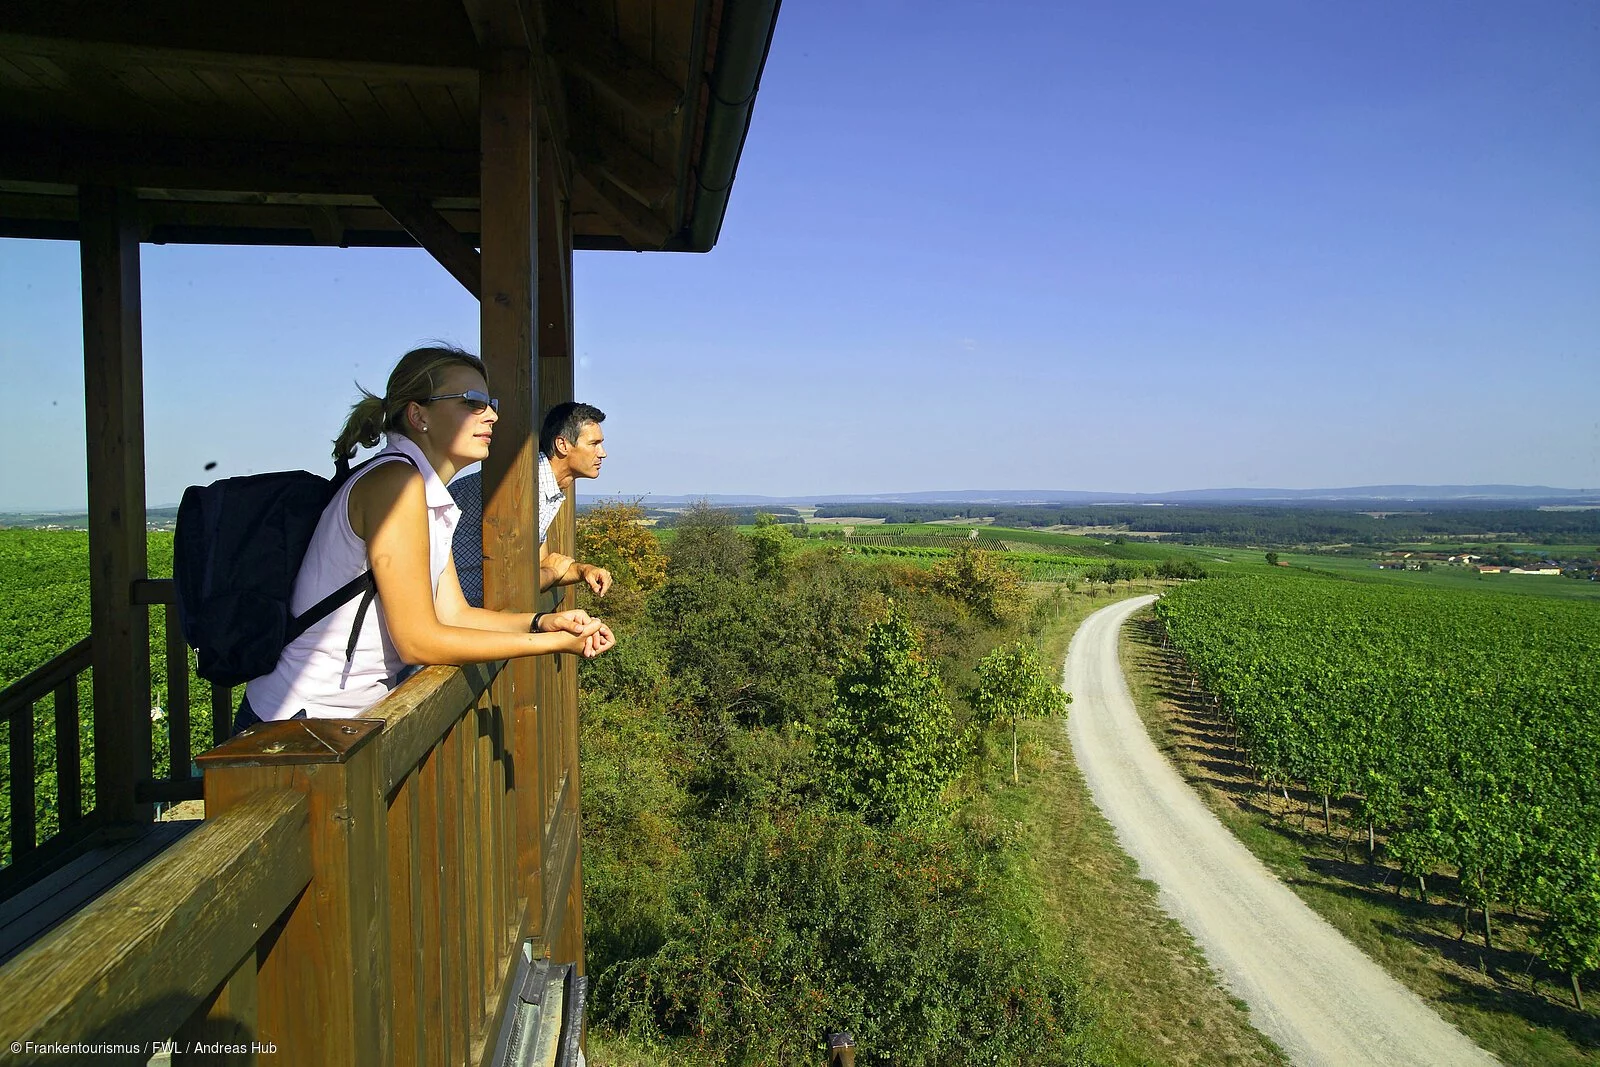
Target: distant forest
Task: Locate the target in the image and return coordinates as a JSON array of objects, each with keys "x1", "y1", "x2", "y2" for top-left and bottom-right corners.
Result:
[
  {"x1": 649, "y1": 506, "x2": 803, "y2": 527},
  {"x1": 811, "y1": 504, "x2": 1600, "y2": 546}
]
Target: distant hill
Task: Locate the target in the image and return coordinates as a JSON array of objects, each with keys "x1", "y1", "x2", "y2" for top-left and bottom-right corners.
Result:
[
  {"x1": 586, "y1": 485, "x2": 1597, "y2": 509},
  {"x1": 1, "y1": 507, "x2": 180, "y2": 531},
  {"x1": 7, "y1": 487, "x2": 1596, "y2": 528}
]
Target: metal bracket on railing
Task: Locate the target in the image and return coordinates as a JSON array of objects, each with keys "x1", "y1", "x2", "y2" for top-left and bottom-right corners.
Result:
[{"x1": 489, "y1": 942, "x2": 589, "y2": 1067}]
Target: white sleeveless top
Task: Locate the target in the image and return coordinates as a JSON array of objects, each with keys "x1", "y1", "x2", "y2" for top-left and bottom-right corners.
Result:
[{"x1": 245, "y1": 434, "x2": 461, "y2": 720}]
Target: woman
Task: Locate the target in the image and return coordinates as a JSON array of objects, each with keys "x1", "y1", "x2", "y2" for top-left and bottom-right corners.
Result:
[{"x1": 237, "y1": 345, "x2": 613, "y2": 729}]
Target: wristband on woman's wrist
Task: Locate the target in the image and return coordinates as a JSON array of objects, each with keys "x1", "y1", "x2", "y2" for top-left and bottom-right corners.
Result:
[{"x1": 530, "y1": 612, "x2": 547, "y2": 632}]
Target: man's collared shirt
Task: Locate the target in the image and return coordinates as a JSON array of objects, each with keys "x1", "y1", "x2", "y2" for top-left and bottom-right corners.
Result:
[{"x1": 449, "y1": 453, "x2": 566, "y2": 608}]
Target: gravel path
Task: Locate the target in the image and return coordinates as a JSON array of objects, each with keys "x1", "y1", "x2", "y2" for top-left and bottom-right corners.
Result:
[{"x1": 1064, "y1": 595, "x2": 1498, "y2": 1067}]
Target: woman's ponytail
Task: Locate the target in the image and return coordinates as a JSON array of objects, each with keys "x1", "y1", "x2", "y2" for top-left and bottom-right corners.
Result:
[
  {"x1": 333, "y1": 390, "x2": 390, "y2": 466},
  {"x1": 330, "y1": 344, "x2": 488, "y2": 467}
]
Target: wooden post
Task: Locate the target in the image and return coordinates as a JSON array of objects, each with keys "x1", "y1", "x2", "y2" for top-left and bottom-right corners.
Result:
[
  {"x1": 168, "y1": 603, "x2": 192, "y2": 778},
  {"x1": 479, "y1": 45, "x2": 539, "y2": 616},
  {"x1": 480, "y1": 45, "x2": 551, "y2": 936},
  {"x1": 79, "y1": 185, "x2": 151, "y2": 826},
  {"x1": 54, "y1": 679, "x2": 81, "y2": 828},
  {"x1": 414, "y1": 740, "x2": 449, "y2": 1066},
  {"x1": 196, "y1": 719, "x2": 392, "y2": 1067},
  {"x1": 8, "y1": 699, "x2": 35, "y2": 857}
]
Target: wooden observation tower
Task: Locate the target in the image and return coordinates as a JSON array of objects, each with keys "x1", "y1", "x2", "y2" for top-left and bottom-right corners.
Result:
[{"x1": 0, "y1": 2, "x2": 780, "y2": 1062}]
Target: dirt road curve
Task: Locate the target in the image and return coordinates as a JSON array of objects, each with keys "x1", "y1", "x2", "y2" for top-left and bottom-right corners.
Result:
[{"x1": 1064, "y1": 595, "x2": 1498, "y2": 1067}]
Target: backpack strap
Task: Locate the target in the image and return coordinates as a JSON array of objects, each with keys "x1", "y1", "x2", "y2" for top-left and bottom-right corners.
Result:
[
  {"x1": 283, "y1": 450, "x2": 421, "y2": 657},
  {"x1": 283, "y1": 571, "x2": 372, "y2": 646},
  {"x1": 346, "y1": 581, "x2": 380, "y2": 665}
]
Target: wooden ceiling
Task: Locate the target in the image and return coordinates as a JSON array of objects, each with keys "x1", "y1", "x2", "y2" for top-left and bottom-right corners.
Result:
[{"x1": 0, "y1": 0, "x2": 778, "y2": 251}]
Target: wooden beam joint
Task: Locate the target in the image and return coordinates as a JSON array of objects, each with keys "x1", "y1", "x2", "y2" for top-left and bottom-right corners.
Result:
[
  {"x1": 377, "y1": 193, "x2": 483, "y2": 298},
  {"x1": 572, "y1": 121, "x2": 674, "y2": 209},
  {"x1": 574, "y1": 169, "x2": 671, "y2": 250}
]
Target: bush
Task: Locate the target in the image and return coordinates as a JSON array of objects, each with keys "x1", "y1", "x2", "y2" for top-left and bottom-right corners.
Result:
[
  {"x1": 579, "y1": 540, "x2": 1097, "y2": 1063},
  {"x1": 597, "y1": 806, "x2": 1093, "y2": 1066}
]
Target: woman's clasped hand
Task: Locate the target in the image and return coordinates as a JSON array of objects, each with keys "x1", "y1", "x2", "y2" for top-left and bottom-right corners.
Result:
[{"x1": 536, "y1": 609, "x2": 616, "y2": 658}]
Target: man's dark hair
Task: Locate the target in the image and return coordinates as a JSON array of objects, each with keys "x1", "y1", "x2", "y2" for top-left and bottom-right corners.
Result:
[{"x1": 540, "y1": 401, "x2": 606, "y2": 456}]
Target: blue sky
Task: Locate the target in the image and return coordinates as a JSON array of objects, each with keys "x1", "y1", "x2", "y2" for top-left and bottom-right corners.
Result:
[{"x1": 2, "y1": 0, "x2": 1597, "y2": 510}]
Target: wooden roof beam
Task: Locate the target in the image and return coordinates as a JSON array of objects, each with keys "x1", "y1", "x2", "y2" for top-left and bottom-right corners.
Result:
[
  {"x1": 576, "y1": 123, "x2": 675, "y2": 209},
  {"x1": 376, "y1": 194, "x2": 482, "y2": 298},
  {"x1": 0, "y1": 129, "x2": 480, "y2": 197},
  {"x1": 574, "y1": 169, "x2": 671, "y2": 251},
  {"x1": 550, "y1": 14, "x2": 685, "y2": 129},
  {"x1": 0, "y1": 31, "x2": 478, "y2": 80},
  {"x1": 460, "y1": 0, "x2": 536, "y2": 49}
]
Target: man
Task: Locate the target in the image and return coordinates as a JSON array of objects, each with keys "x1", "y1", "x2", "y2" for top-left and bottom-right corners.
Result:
[{"x1": 449, "y1": 401, "x2": 614, "y2": 608}]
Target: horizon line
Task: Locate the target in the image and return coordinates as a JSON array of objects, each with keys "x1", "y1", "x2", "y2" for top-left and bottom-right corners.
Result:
[{"x1": 6, "y1": 482, "x2": 1598, "y2": 515}]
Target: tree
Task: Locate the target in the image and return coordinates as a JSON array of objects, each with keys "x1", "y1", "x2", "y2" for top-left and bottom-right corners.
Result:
[
  {"x1": 747, "y1": 512, "x2": 794, "y2": 583},
  {"x1": 577, "y1": 501, "x2": 667, "y2": 615},
  {"x1": 1157, "y1": 557, "x2": 1206, "y2": 580},
  {"x1": 667, "y1": 500, "x2": 750, "y2": 579},
  {"x1": 816, "y1": 607, "x2": 961, "y2": 825},
  {"x1": 928, "y1": 542, "x2": 1022, "y2": 623},
  {"x1": 1265, "y1": 552, "x2": 1279, "y2": 567},
  {"x1": 966, "y1": 641, "x2": 1070, "y2": 783}
]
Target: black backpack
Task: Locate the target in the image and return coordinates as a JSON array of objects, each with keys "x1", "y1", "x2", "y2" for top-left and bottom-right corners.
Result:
[{"x1": 172, "y1": 453, "x2": 417, "y2": 686}]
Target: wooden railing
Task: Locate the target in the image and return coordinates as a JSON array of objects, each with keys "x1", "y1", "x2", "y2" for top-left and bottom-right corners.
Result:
[
  {"x1": 0, "y1": 651, "x2": 584, "y2": 1065},
  {"x1": 0, "y1": 638, "x2": 92, "y2": 869},
  {"x1": 0, "y1": 579, "x2": 236, "y2": 876},
  {"x1": 130, "y1": 578, "x2": 233, "y2": 805}
]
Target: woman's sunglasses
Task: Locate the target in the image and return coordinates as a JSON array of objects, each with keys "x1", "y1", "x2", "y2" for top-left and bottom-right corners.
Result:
[{"x1": 423, "y1": 390, "x2": 499, "y2": 414}]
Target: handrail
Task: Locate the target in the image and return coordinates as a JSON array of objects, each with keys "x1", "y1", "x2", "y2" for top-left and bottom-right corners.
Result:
[
  {"x1": 0, "y1": 638, "x2": 91, "y2": 721},
  {"x1": 129, "y1": 577, "x2": 176, "y2": 606},
  {"x1": 363, "y1": 660, "x2": 500, "y2": 796},
  {"x1": 0, "y1": 790, "x2": 311, "y2": 1050}
]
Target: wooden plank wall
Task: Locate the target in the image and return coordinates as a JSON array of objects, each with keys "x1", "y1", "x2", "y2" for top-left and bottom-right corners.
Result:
[
  {"x1": 2, "y1": 659, "x2": 543, "y2": 1065},
  {"x1": 536, "y1": 88, "x2": 583, "y2": 968}
]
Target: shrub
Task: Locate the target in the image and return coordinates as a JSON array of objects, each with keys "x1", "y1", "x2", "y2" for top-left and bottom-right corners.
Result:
[{"x1": 597, "y1": 806, "x2": 1093, "y2": 1065}]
